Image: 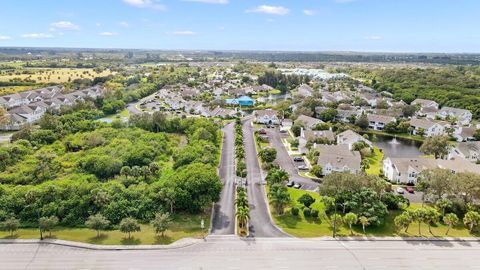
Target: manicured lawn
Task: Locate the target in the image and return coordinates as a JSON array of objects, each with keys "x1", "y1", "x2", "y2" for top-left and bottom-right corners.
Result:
[
  {"x1": 0, "y1": 213, "x2": 209, "y2": 245},
  {"x1": 365, "y1": 147, "x2": 384, "y2": 176},
  {"x1": 272, "y1": 188, "x2": 477, "y2": 238}
]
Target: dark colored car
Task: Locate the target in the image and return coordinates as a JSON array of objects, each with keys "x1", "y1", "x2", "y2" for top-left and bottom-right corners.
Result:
[
  {"x1": 286, "y1": 181, "x2": 295, "y2": 187},
  {"x1": 258, "y1": 129, "x2": 267, "y2": 135},
  {"x1": 293, "y1": 156, "x2": 304, "y2": 162}
]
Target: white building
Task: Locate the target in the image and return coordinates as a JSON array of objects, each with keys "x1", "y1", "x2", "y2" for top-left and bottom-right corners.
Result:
[
  {"x1": 367, "y1": 114, "x2": 396, "y2": 131},
  {"x1": 437, "y1": 107, "x2": 472, "y2": 126},
  {"x1": 409, "y1": 118, "x2": 448, "y2": 137},
  {"x1": 255, "y1": 109, "x2": 280, "y2": 125},
  {"x1": 336, "y1": 130, "x2": 373, "y2": 150}
]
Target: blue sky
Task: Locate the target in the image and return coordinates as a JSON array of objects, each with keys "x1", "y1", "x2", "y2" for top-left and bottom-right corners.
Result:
[{"x1": 0, "y1": 0, "x2": 479, "y2": 52}]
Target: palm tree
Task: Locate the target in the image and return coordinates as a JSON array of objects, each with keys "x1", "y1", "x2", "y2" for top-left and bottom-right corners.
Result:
[
  {"x1": 236, "y1": 207, "x2": 250, "y2": 229},
  {"x1": 463, "y1": 211, "x2": 480, "y2": 233},
  {"x1": 268, "y1": 184, "x2": 290, "y2": 215},
  {"x1": 344, "y1": 213, "x2": 358, "y2": 235},
  {"x1": 436, "y1": 199, "x2": 452, "y2": 217},
  {"x1": 358, "y1": 216, "x2": 370, "y2": 234},
  {"x1": 413, "y1": 208, "x2": 429, "y2": 236},
  {"x1": 443, "y1": 213, "x2": 459, "y2": 236},
  {"x1": 425, "y1": 208, "x2": 440, "y2": 235},
  {"x1": 394, "y1": 212, "x2": 413, "y2": 233}
]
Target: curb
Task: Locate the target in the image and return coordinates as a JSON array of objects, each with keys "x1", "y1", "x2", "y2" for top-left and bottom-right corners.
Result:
[
  {"x1": 309, "y1": 236, "x2": 480, "y2": 242},
  {"x1": 0, "y1": 238, "x2": 203, "y2": 251}
]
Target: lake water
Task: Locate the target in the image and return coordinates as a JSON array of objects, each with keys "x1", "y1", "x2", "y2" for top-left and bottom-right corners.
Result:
[{"x1": 372, "y1": 134, "x2": 422, "y2": 158}]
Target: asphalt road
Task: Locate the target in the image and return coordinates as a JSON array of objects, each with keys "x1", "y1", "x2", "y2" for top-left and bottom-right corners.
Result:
[
  {"x1": 265, "y1": 128, "x2": 320, "y2": 191},
  {"x1": 3, "y1": 238, "x2": 480, "y2": 269},
  {"x1": 211, "y1": 122, "x2": 236, "y2": 235},
  {"x1": 243, "y1": 119, "x2": 289, "y2": 238}
]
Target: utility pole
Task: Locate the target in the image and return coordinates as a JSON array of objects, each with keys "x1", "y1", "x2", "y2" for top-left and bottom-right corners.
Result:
[
  {"x1": 333, "y1": 197, "x2": 337, "y2": 238},
  {"x1": 38, "y1": 210, "x2": 43, "y2": 240}
]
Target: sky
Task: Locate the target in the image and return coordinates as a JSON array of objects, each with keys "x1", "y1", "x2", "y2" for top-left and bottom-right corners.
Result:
[{"x1": 0, "y1": 0, "x2": 479, "y2": 53}]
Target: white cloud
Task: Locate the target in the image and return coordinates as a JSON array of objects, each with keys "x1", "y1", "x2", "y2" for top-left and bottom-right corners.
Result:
[
  {"x1": 50, "y1": 21, "x2": 80, "y2": 31},
  {"x1": 119, "y1": 21, "x2": 130, "y2": 27},
  {"x1": 99, "y1": 32, "x2": 119, "y2": 36},
  {"x1": 182, "y1": 0, "x2": 228, "y2": 4},
  {"x1": 171, "y1": 31, "x2": 196, "y2": 36},
  {"x1": 303, "y1": 9, "x2": 316, "y2": 16},
  {"x1": 364, "y1": 36, "x2": 382, "y2": 40},
  {"x1": 247, "y1": 5, "x2": 289, "y2": 15},
  {"x1": 122, "y1": 0, "x2": 166, "y2": 10},
  {"x1": 21, "y1": 33, "x2": 53, "y2": 39},
  {"x1": 0, "y1": 35, "x2": 12, "y2": 40}
]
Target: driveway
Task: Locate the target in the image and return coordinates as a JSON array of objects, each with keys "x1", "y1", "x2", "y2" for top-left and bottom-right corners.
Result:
[
  {"x1": 243, "y1": 119, "x2": 289, "y2": 238},
  {"x1": 265, "y1": 127, "x2": 320, "y2": 192},
  {"x1": 211, "y1": 122, "x2": 236, "y2": 235}
]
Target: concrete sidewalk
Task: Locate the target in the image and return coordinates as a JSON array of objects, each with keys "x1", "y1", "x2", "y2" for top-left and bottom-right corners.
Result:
[{"x1": 0, "y1": 237, "x2": 203, "y2": 250}]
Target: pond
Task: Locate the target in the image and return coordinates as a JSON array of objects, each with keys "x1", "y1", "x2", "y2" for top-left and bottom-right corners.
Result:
[{"x1": 372, "y1": 134, "x2": 423, "y2": 158}]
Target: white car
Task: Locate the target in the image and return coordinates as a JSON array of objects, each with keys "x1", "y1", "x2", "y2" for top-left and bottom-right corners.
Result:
[{"x1": 396, "y1": 187, "x2": 405, "y2": 194}]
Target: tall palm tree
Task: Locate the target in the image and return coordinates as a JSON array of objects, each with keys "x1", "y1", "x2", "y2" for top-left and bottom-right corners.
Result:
[
  {"x1": 269, "y1": 184, "x2": 291, "y2": 215},
  {"x1": 236, "y1": 206, "x2": 250, "y2": 229}
]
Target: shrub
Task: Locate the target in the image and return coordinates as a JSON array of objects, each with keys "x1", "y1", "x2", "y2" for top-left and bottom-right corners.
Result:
[
  {"x1": 298, "y1": 193, "x2": 316, "y2": 208},
  {"x1": 311, "y1": 209, "x2": 319, "y2": 218},
  {"x1": 291, "y1": 207, "x2": 299, "y2": 216},
  {"x1": 303, "y1": 207, "x2": 312, "y2": 217}
]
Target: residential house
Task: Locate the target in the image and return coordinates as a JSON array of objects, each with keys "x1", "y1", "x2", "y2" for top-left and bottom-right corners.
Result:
[
  {"x1": 298, "y1": 128, "x2": 335, "y2": 154},
  {"x1": 225, "y1": 95, "x2": 254, "y2": 107},
  {"x1": 367, "y1": 114, "x2": 396, "y2": 131},
  {"x1": 409, "y1": 118, "x2": 448, "y2": 137},
  {"x1": 9, "y1": 104, "x2": 46, "y2": 123},
  {"x1": 0, "y1": 93, "x2": 27, "y2": 109},
  {"x1": 295, "y1": 84, "x2": 313, "y2": 98},
  {"x1": 383, "y1": 157, "x2": 437, "y2": 184},
  {"x1": 335, "y1": 109, "x2": 360, "y2": 123},
  {"x1": 383, "y1": 156, "x2": 480, "y2": 184},
  {"x1": 336, "y1": 130, "x2": 373, "y2": 150},
  {"x1": 295, "y1": 115, "x2": 324, "y2": 130},
  {"x1": 411, "y1": 99, "x2": 439, "y2": 110},
  {"x1": 437, "y1": 107, "x2": 472, "y2": 126},
  {"x1": 255, "y1": 109, "x2": 280, "y2": 125},
  {"x1": 315, "y1": 144, "x2": 362, "y2": 175},
  {"x1": 208, "y1": 106, "x2": 237, "y2": 118},
  {"x1": 453, "y1": 126, "x2": 477, "y2": 142},
  {"x1": 448, "y1": 141, "x2": 480, "y2": 163}
]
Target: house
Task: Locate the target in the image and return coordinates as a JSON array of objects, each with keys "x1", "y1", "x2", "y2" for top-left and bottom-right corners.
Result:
[
  {"x1": 359, "y1": 92, "x2": 379, "y2": 107},
  {"x1": 384, "y1": 156, "x2": 480, "y2": 184},
  {"x1": 437, "y1": 107, "x2": 472, "y2": 125},
  {"x1": 453, "y1": 126, "x2": 477, "y2": 142},
  {"x1": 226, "y1": 95, "x2": 254, "y2": 107},
  {"x1": 436, "y1": 158, "x2": 480, "y2": 174},
  {"x1": 409, "y1": 118, "x2": 448, "y2": 137},
  {"x1": 208, "y1": 106, "x2": 237, "y2": 118},
  {"x1": 295, "y1": 84, "x2": 313, "y2": 98},
  {"x1": 8, "y1": 104, "x2": 46, "y2": 123},
  {"x1": 448, "y1": 141, "x2": 480, "y2": 163},
  {"x1": 336, "y1": 130, "x2": 373, "y2": 150},
  {"x1": 255, "y1": 109, "x2": 280, "y2": 125},
  {"x1": 315, "y1": 144, "x2": 361, "y2": 175},
  {"x1": 383, "y1": 157, "x2": 437, "y2": 184},
  {"x1": 367, "y1": 114, "x2": 396, "y2": 131},
  {"x1": 411, "y1": 99, "x2": 439, "y2": 110},
  {"x1": 335, "y1": 109, "x2": 360, "y2": 123},
  {"x1": 298, "y1": 128, "x2": 334, "y2": 154},
  {"x1": 295, "y1": 115, "x2": 324, "y2": 130},
  {"x1": 0, "y1": 93, "x2": 27, "y2": 109}
]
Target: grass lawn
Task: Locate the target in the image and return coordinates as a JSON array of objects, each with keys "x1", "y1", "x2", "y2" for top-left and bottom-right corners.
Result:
[
  {"x1": 0, "y1": 68, "x2": 114, "y2": 85},
  {"x1": 0, "y1": 213, "x2": 209, "y2": 245},
  {"x1": 268, "y1": 89, "x2": 282, "y2": 95},
  {"x1": 365, "y1": 147, "x2": 384, "y2": 176},
  {"x1": 272, "y1": 188, "x2": 477, "y2": 238}
]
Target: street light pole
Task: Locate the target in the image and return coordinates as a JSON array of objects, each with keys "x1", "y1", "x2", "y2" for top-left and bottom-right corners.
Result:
[{"x1": 333, "y1": 197, "x2": 337, "y2": 238}]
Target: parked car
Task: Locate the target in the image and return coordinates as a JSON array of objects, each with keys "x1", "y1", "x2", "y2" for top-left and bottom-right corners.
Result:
[
  {"x1": 293, "y1": 156, "x2": 304, "y2": 162},
  {"x1": 293, "y1": 183, "x2": 302, "y2": 189},
  {"x1": 258, "y1": 129, "x2": 267, "y2": 135},
  {"x1": 406, "y1": 186, "x2": 414, "y2": 193},
  {"x1": 279, "y1": 129, "x2": 287, "y2": 133},
  {"x1": 298, "y1": 165, "x2": 308, "y2": 170},
  {"x1": 396, "y1": 187, "x2": 404, "y2": 194},
  {"x1": 286, "y1": 181, "x2": 295, "y2": 187}
]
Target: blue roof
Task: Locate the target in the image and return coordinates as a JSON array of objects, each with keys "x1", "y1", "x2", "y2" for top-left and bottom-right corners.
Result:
[{"x1": 237, "y1": 96, "x2": 254, "y2": 101}]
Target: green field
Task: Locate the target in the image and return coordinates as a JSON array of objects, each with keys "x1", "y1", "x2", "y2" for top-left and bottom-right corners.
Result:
[
  {"x1": 272, "y1": 188, "x2": 477, "y2": 238},
  {"x1": 0, "y1": 213, "x2": 209, "y2": 245},
  {"x1": 365, "y1": 147, "x2": 384, "y2": 176}
]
